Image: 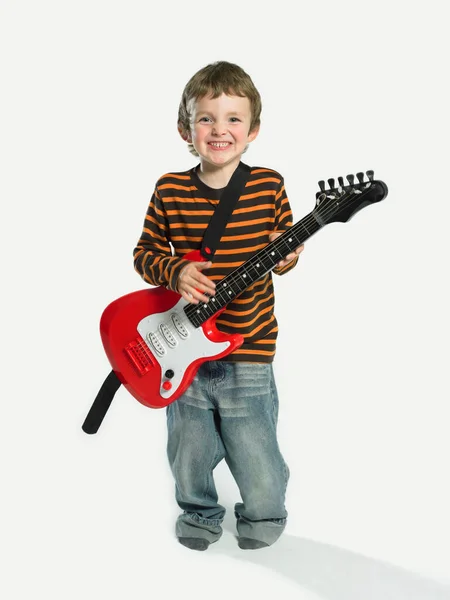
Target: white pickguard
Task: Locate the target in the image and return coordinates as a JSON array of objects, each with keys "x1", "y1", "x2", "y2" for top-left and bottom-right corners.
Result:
[{"x1": 137, "y1": 297, "x2": 230, "y2": 400}]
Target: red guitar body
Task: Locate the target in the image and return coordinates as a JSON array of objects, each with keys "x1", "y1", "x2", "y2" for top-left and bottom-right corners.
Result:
[{"x1": 100, "y1": 250, "x2": 243, "y2": 409}]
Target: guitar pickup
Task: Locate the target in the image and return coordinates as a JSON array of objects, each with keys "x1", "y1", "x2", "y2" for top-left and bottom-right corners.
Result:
[
  {"x1": 159, "y1": 323, "x2": 177, "y2": 347},
  {"x1": 171, "y1": 313, "x2": 189, "y2": 338}
]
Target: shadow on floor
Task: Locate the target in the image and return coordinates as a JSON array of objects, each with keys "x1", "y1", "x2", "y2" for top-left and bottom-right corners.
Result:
[{"x1": 216, "y1": 529, "x2": 450, "y2": 600}]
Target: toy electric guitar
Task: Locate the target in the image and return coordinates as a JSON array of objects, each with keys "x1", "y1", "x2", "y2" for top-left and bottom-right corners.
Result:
[{"x1": 99, "y1": 171, "x2": 388, "y2": 410}]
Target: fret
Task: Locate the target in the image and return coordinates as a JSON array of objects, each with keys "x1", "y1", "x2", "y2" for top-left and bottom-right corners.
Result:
[
  {"x1": 298, "y1": 221, "x2": 311, "y2": 237},
  {"x1": 236, "y1": 268, "x2": 249, "y2": 288},
  {"x1": 278, "y1": 235, "x2": 294, "y2": 256}
]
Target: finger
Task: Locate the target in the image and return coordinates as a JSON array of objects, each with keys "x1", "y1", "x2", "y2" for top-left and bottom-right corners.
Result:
[
  {"x1": 191, "y1": 271, "x2": 216, "y2": 294},
  {"x1": 277, "y1": 256, "x2": 295, "y2": 267},
  {"x1": 185, "y1": 283, "x2": 212, "y2": 304},
  {"x1": 180, "y1": 290, "x2": 199, "y2": 304},
  {"x1": 281, "y1": 246, "x2": 304, "y2": 264},
  {"x1": 181, "y1": 269, "x2": 214, "y2": 288},
  {"x1": 194, "y1": 286, "x2": 215, "y2": 300},
  {"x1": 180, "y1": 286, "x2": 210, "y2": 304},
  {"x1": 197, "y1": 277, "x2": 216, "y2": 294},
  {"x1": 268, "y1": 233, "x2": 282, "y2": 242},
  {"x1": 183, "y1": 274, "x2": 215, "y2": 296},
  {"x1": 192, "y1": 290, "x2": 211, "y2": 303}
]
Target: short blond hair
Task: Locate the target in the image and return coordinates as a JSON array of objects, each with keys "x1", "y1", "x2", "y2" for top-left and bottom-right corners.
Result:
[{"x1": 178, "y1": 61, "x2": 262, "y2": 157}]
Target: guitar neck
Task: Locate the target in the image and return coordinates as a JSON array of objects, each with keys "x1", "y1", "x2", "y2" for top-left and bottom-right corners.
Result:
[{"x1": 186, "y1": 210, "x2": 323, "y2": 327}]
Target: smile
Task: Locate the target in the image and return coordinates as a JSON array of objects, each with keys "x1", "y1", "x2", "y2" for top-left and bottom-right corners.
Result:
[{"x1": 208, "y1": 142, "x2": 231, "y2": 148}]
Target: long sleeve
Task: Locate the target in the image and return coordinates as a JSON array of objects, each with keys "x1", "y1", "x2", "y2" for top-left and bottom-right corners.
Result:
[
  {"x1": 272, "y1": 178, "x2": 299, "y2": 276},
  {"x1": 133, "y1": 186, "x2": 189, "y2": 292}
]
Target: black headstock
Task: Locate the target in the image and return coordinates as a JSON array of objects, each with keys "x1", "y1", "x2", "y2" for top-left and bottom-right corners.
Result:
[{"x1": 314, "y1": 170, "x2": 388, "y2": 225}]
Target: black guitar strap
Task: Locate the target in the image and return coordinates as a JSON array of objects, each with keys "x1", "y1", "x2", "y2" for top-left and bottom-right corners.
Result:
[
  {"x1": 82, "y1": 370, "x2": 122, "y2": 434},
  {"x1": 200, "y1": 162, "x2": 251, "y2": 259},
  {"x1": 82, "y1": 162, "x2": 252, "y2": 434}
]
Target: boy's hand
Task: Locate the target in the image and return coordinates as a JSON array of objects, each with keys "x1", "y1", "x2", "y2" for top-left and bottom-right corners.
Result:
[
  {"x1": 177, "y1": 261, "x2": 216, "y2": 304},
  {"x1": 268, "y1": 232, "x2": 304, "y2": 268}
]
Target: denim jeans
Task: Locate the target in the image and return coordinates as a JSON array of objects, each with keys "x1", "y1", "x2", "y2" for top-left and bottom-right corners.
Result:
[{"x1": 166, "y1": 361, "x2": 289, "y2": 545}]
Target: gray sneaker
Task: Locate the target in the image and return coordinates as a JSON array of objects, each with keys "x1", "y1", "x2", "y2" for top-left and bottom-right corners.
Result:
[
  {"x1": 238, "y1": 537, "x2": 269, "y2": 550},
  {"x1": 178, "y1": 537, "x2": 210, "y2": 551}
]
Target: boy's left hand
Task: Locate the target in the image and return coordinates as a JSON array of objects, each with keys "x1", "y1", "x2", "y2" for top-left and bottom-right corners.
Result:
[{"x1": 268, "y1": 232, "x2": 304, "y2": 268}]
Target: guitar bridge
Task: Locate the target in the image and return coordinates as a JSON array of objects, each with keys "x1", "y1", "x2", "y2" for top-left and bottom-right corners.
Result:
[{"x1": 124, "y1": 337, "x2": 156, "y2": 375}]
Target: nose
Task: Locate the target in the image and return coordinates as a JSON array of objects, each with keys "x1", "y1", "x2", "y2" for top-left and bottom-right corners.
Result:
[{"x1": 211, "y1": 120, "x2": 227, "y2": 136}]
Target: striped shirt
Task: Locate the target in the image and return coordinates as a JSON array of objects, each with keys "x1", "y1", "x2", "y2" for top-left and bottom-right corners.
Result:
[{"x1": 133, "y1": 162, "x2": 298, "y2": 363}]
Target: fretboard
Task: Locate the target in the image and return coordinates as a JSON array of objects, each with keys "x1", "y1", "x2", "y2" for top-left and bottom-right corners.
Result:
[{"x1": 185, "y1": 210, "x2": 323, "y2": 328}]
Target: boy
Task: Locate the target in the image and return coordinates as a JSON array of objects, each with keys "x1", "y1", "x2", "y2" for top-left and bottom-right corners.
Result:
[{"x1": 133, "y1": 61, "x2": 304, "y2": 551}]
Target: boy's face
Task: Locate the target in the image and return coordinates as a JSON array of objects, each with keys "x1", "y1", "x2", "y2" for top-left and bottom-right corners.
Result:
[{"x1": 183, "y1": 93, "x2": 259, "y2": 168}]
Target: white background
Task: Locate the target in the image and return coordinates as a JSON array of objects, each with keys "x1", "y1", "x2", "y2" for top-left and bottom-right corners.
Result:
[{"x1": 1, "y1": 1, "x2": 449, "y2": 598}]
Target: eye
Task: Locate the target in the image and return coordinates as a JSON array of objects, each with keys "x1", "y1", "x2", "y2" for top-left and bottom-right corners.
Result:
[
  {"x1": 230, "y1": 117, "x2": 241, "y2": 122},
  {"x1": 199, "y1": 116, "x2": 212, "y2": 122}
]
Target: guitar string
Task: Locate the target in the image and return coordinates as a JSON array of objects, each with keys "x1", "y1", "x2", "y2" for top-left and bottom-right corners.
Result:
[{"x1": 185, "y1": 182, "x2": 376, "y2": 325}]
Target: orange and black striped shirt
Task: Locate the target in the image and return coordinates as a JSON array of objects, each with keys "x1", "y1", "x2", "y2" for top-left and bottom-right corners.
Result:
[{"x1": 133, "y1": 163, "x2": 298, "y2": 363}]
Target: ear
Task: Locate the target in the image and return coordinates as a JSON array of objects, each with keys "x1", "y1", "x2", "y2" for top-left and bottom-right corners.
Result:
[
  {"x1": 178, "y1": 124, "x2": 192, "y2": 143},
  {"x1": 247, "y1": 124, "x2": 260, "y2": 143}
]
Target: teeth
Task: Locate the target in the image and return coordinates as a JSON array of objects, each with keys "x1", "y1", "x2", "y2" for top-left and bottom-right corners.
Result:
[{"x1": 209, "y1": 143, "x2": 230, "y2": 147}]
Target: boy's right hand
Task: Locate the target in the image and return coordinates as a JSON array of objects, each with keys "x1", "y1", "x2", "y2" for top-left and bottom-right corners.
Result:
[{"x1": 177, "y1": 261, "x2": 216, "y2": 304}]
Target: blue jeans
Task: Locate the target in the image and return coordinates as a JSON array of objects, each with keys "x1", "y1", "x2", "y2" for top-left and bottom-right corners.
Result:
[{"x1": 166, "y1": 361, "x2": 289, "y2": 545}]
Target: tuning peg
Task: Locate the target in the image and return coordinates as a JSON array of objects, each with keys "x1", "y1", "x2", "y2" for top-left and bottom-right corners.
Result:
[
  {"x1": 327, "y1": 178, "x2": 335, "y2": 190},
  {"x1": 356, "y1": 172, "x2": 365, "y2": 184},
  {"x1": 346, "y1": 174, "x2": 355, "y2": 186},
  {"x1": 366, "y1": 170, "x2": 374, "y2": 181},
  {"x1": 318, "y1": 180, "x2": 325, "y2": 192},
  {"x1": 337, "y1": 176, "x2": 344, "y2": 188}
]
